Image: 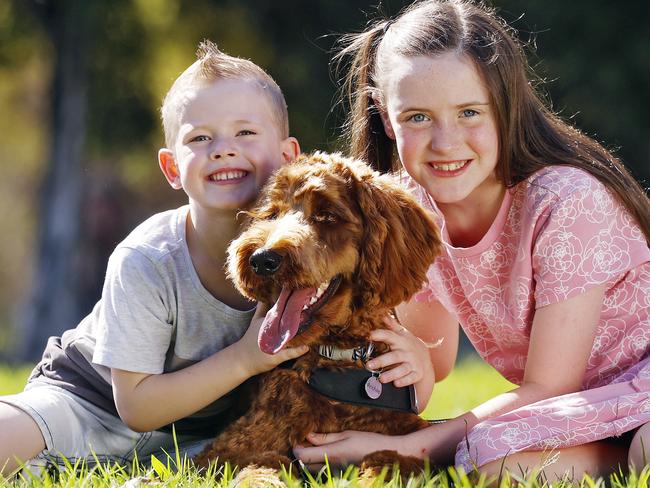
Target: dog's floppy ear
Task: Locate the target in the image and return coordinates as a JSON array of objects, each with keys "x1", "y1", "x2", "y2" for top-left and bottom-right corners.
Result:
[{"x1": 354, "y1": 173, "x2": 442, "y2": 309}]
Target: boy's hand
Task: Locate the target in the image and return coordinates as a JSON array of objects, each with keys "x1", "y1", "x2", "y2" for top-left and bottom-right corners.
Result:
[
  {"x1": 366, "y1": 315, "x2": 434, "y2": 389},
  {"x1": 236, "y1": 303, "x2": 308, "y2": 377}
]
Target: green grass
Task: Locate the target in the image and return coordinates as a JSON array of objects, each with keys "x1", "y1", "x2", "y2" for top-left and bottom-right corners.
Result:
[
  {"x1": 0, "y1": 364, "x2": 32, "y2": 396},
  {"x1": 0, "y1": 359, "x2": 643, "y2": 487},
  {"x1": 423, "y1": 358, "x2": 514, "y2": 420}
]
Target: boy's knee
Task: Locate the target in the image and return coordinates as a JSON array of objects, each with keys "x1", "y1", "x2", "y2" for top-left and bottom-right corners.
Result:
[{"x1": 0, "y1": 401, "x2": 46, "y2": 476}]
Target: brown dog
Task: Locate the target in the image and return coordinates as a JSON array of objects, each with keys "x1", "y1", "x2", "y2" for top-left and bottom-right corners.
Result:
[{"x1": 194, "y1": 152, "x2": 442, "y2": 473}]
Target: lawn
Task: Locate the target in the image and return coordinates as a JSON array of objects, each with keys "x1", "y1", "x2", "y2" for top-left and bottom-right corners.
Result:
[
  {"x1": 0, "y1": 359, "x2": 644, "y2": 487},
  {"x1": 0, "y1": 364, "x2": 32, "y2": 396}
]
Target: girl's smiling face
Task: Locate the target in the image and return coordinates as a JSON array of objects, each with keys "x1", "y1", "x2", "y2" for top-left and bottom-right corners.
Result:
[{"x1": 379, "y1": 52, "x2": 502, "y2": 212}]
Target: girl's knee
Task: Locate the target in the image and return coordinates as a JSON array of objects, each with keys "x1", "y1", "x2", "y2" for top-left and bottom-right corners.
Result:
[
  {"x1": 477, "y1": 443, "x2": 628, "y2": 482},
  {"x1": 471, "y1": 450, "x2": 554, "y2": 479},
  {"x1": 629, "y1": 423, "x2": 650, "y2": 469}
]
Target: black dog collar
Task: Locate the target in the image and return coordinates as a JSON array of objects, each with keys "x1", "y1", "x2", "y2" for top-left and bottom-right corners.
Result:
[{"x1": 308, "y1": 367, "x2": 418, "y2": 413}]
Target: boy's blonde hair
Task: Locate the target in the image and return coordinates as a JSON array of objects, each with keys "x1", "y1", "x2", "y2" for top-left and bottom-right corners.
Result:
[{"x1": 161, "y1": 40, "x2": 289, "y2": 148}]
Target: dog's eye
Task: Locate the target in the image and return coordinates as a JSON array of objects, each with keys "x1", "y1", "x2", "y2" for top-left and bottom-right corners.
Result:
[{"x1": 311, "y1": 212, "x2": 337, "y2": 224}]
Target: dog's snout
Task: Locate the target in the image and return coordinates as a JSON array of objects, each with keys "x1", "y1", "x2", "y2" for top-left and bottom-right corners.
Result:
[{"x1": 249, "y1": 249, "x2": 283, "y2": 276}]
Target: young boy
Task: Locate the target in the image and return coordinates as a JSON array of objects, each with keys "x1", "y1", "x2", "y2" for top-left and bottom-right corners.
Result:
[{"x1": 0, "y1": 41, "x2": 303, "y2": 476}]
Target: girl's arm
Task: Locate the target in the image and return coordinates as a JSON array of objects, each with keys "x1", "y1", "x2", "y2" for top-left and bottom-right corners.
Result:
[
  {"x1": 367, "y1": 298, "x2": 459, "y2": 412},
  {"x1": 295, "y1": 284, "x2": 606, "y2": 466},
  {"x1": 397, "y1": 297, "x2": 459, "y2": 383},
  {"x1": 111, "y1": 305, "x2": 308, "y2": 432}
]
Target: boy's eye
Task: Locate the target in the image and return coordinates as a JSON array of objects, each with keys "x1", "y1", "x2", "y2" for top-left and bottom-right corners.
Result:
[
  {"x1": 190, "y1": 135, "x2": 210, "y2": 142},
  {"x1": 460, "y1": 109, "x2": 479, "y2": 118},
  {"x1": 237, "y1": 130, "x2": 256, "y2": 136}
]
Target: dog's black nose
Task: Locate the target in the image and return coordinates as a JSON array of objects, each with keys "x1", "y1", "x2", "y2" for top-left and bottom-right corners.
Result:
[{"x1": 249, "y1": 249, "x2": 283, "y2": 276}]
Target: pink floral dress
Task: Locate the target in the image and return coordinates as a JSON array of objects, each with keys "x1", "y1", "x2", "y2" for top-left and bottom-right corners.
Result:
[{"x1": 409, "y1": 166, "x2": 650, "y2": 471}]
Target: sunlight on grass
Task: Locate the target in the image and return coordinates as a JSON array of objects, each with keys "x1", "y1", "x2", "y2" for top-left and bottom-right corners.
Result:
[{"x1": 2, "y1": 455, "x2": 647, "y2": 487}]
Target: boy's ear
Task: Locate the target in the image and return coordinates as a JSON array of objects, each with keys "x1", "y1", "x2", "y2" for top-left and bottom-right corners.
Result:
[
  {"x1": 372, "y1": 95, "x2": 396, "y2": 140},
  {"x1": 158, "y1": 149, "x2": 182, "y2": 189},
  {"x1": 281, "y1": 137, "x2": 301, "y2": 163}
]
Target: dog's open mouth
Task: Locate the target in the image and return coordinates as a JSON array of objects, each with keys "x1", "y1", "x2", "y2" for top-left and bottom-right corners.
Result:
[{"x1": 258, "y1": 275, "x2": 343, "y2": 354}]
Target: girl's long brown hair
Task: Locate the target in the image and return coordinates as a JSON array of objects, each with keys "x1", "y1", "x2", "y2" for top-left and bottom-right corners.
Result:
[{"x1": 334, "y1": 0, "x2": 650, "y2": 242}]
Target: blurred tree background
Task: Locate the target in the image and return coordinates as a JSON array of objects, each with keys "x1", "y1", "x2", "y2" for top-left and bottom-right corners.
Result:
[{"x1": 0, "y1": 0, "x2": 648, "y2": 362}]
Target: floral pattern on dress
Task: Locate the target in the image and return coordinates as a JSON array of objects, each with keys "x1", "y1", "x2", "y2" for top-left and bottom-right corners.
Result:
[{"x1": 408, "y1": 166, "x2": 650, "y2": 471}]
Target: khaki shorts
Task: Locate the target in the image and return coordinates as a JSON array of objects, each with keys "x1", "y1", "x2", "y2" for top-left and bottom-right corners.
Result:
[{"x1": 1, "y1": 382, "x2": 213, "y2": 472}]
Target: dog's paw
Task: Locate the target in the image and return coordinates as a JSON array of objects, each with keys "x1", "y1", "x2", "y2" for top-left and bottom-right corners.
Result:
[
  {"x1": 230, "y1": 466, "x2": 286, "y2": 488},
  {"x1": 360, "y1": 450, "x2": 424, "y2": 479}
]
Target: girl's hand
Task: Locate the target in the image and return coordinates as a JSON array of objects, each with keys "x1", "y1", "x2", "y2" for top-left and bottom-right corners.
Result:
[
  {"x1": 236, "y1": 303, "x2": 308, "y2": 377},
  {"x1": 366, "y1": 315, "x2": 436, "y2": 412},
  {"x1": 293, "y1": 431, "x2": 402, "y2": 470},
  {"x1": 367, "y1": 316, "x2": 433, "y2": 387}
]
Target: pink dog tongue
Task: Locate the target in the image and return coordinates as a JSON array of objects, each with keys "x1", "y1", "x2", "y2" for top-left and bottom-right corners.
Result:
[{"x1": 258, "y1": 286, "x2": 314, "y2": 354}]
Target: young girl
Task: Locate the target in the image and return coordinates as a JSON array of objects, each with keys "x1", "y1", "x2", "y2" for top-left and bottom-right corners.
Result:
[{"x1": 293, "y1": 0, "x2": 650, "y2": 479}]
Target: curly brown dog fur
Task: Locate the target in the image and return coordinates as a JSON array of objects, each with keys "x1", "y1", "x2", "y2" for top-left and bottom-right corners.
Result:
[{"x1": 194, "y1": 152, "x2": 443, "y2": 474}]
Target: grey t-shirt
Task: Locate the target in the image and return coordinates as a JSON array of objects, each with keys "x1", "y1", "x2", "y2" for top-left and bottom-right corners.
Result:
[{"x1": 29, "y1": 206, "x2": 255, "y2": 435}]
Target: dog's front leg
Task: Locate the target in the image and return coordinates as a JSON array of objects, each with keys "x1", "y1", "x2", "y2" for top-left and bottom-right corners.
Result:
[{"x1": 194, "y1": 368, "x2": 323, "y2": 470}]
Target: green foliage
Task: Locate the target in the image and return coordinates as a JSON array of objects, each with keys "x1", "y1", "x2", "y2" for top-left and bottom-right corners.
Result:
[{"x1": 494, "y1": 0, "x2": 650, "y2": 185}]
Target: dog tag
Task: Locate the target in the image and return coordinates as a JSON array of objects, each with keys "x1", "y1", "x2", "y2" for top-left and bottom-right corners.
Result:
[{"x1": 365, "y1": 375, "x2": 382, "y2": 399}]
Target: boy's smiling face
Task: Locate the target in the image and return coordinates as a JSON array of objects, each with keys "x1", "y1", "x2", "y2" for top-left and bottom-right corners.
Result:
[{"x1": 159, "y1": 78, "x2": 299, "y2": 213}]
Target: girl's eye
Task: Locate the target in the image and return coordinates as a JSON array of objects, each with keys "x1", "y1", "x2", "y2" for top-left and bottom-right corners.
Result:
[
  {"x1": 238, "y1": 130, "x2": 256, "y2": 136},
  {"x1": 461, "y1": 109, "x2": 479, "y2": 118},
  {"x1": 409, "y1": 113, "x2": 429, "y2": 123}
]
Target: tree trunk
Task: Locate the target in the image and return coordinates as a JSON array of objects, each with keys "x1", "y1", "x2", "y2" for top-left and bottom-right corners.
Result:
[{"x1": 16, "y1": 1, "x2": 89, "y2": 361}]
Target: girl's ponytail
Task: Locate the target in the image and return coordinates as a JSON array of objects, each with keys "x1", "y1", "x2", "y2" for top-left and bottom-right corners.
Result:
[{"x1": 334, "y1": 21, "x2": 396, "y2": 173}]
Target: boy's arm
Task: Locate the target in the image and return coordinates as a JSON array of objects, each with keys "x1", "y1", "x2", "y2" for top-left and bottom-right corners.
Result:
[
  {"x1": 111, "y1": 305, "x2": 308, "y2": 432},
  {"x1": 95, "y1": 247, "x2": 305, "y2": 431},
  {"x1": 111, "y1": 343, "x2": 246, "y2": 432}
]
